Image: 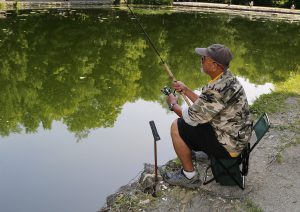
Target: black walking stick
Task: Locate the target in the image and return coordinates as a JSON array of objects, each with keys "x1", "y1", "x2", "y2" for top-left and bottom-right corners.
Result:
[{"x1": 149, "y1": 120, "x2": 160, "y2": 196}]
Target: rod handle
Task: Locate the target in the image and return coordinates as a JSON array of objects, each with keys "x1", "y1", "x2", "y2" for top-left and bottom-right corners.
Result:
[
  {"x1": 163, "y1": 63, "x2": 175, "y2": 81},
  {"x1": 149, "y1": 121, "x2": 160, "y2": 142},
  {"x1": 163, "y1": 63, "x2": 191, "y2": 106}
]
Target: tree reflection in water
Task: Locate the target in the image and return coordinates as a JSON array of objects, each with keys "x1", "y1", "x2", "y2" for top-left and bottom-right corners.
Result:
[{"x1": 0, "y1": 8, "x2": 299, "y2": 137}]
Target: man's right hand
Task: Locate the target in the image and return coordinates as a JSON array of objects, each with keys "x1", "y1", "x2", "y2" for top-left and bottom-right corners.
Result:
[
  {"x1": 172, "y1": 81, "x2": 187, "y2": 94},
  {"x1": 172, "y1": 81, "x2": 199, "y2": 103}
]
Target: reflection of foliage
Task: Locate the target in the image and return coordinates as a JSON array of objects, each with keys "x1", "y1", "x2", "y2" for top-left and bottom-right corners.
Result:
[
  {"x1": 229, "y1": 17, "x2": 300, "y2": 84},
  {"x1": 0, "y1": 8, "x2": 299, "y2": 137},
  {"x1": 75, "y1": 130, "x2": 90, "y2": 142},
  {"x1": 0, "y1": 9, "x2": 146, "y2": 136}
]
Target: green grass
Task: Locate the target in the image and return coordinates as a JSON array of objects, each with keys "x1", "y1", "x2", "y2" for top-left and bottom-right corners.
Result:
[
  {"x1": 251, "y1": 73, "x2": 300, "y2": 163},
  {"x1": 250, "y1": 92, "x2": 289, "y2": 114},
  {"x1": 276, "y1": 73, "x2": 300, "y2": 94},
  {"x1": 244, "y1": 199, "x2": 264, "y2": 212},
  {"x1": 275, "y1": 131, "x2": 300, "y2": 164},
  {"x1": 110, "y1": 191, "x2": 156, "y2": 211},
  {"x1": 250, "y1": 73, "x2": 300, "y2": 115},
  {"x1": 234, "y1": 198, "x2": 264, "y2": 212},
  {"x1": 275, "y1": 152, "x2": 283, "y2": 164}
]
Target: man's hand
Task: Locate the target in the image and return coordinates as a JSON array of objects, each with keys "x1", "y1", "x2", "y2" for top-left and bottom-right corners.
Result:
[
  {"x1": 166, "y1": 93, "x2": 178, "y2": 106},
  {"x1": 172, "y1": 80, "x2": 199, "y2": 103},
  {"x1": 172, "y1": 81, "x2": 187, "y2": 94},
  {"x1": 166, "y1": 93, "x2": 182, "y2": 117}
]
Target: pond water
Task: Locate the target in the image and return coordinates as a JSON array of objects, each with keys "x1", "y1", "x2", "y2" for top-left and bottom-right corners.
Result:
[{"x1": 0, "y1": 6, "x2": 299, "y2": 212}]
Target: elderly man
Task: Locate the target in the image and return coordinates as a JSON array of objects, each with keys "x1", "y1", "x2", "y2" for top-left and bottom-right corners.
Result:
[{"x1": 164, "y1": 44, "x2": 252, "y2": 188}]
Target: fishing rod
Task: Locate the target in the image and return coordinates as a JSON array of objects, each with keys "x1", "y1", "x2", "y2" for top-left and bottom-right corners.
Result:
[{"x1": 124, "y1": 0, "x2": 191, "y2": 106}]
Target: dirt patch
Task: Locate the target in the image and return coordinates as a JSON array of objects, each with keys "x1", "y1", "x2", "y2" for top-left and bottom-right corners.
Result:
[
  {"x1": 101, "y1": 96, "x2": 300, "y2": 212},
  {"x1": 247, "y1": 96, "x2": 300, "y2": 212}
]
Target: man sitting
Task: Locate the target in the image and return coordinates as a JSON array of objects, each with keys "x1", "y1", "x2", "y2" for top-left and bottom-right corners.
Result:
[{"x1": 164, "y1": 44, "x2": 252, "y2": 188}]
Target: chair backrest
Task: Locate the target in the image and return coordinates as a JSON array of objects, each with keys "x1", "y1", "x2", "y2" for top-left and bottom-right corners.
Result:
[{"x1": 250, "y1": 113, "x2": 271, "y2": 152}]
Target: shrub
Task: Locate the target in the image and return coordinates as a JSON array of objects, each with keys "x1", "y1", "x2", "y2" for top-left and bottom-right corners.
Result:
[
  {"x1": 285, "y1": 0, "x2": 300, "y2": 8},
  {"x1": 0, "y1": 2, "x2": 6, "y2": 9}
]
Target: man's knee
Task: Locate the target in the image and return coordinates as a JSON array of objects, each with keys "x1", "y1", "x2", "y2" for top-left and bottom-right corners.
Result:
[{"x1": 171, "y1": 119, "x2": 180, "y2": 138}]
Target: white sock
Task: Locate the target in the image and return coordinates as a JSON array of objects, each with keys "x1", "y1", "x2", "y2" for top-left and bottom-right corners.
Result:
[{"x1": 183, "y1": 169, "x2": 196, "y2": 179}]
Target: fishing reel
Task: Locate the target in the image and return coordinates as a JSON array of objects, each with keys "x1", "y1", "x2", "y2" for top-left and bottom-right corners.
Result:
[{"x1": 161, "y1": 86, "x2": 176, "y2": 96}]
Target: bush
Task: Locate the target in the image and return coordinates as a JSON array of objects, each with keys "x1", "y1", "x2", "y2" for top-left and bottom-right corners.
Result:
[
  {"x1": 114, "y1": 0, "x2": 120, "y2": 4},
  {"x1": 0, "y1": 2, "x2": 6, "y2": 9},
  {"x1": 284, "y1": 0, "x2": 300, "y2": 8}
]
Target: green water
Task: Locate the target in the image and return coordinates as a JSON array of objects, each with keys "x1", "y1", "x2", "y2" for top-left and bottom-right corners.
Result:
[
  {"x1": 1, "y1": 8, "x2": 299, "y2": 136},
  {"x1": 0, "y1": 7, "x2": 299, "y2": 212}
]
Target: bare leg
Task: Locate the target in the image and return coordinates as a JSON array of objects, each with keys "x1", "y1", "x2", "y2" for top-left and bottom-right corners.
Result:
[{"x1": 171, "y1": 119, "x2": 194, "y2": 172}]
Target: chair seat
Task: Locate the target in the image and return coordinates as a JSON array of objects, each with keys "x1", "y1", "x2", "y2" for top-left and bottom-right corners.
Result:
[
  {"x1": 203, "y1": 113, "x2": 270, "y2": 190},
  {"x1": 210, "y1": 156, "x2": 243, "y2": 186}
]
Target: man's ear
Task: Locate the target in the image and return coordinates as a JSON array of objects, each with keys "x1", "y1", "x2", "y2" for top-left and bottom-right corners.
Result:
[{"x1": 212, "y1": 62, "x2": 218, "y2": 72}]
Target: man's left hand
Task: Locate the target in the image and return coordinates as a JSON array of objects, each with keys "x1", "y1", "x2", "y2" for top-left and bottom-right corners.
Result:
[{"x1": 166, "y1": 93, "x2": 178, "y2": 105}]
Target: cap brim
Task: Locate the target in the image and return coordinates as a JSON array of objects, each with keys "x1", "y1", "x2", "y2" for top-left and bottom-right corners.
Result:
[{"x1": 195, "y1": 48, "x2": 209, "y2": 56}]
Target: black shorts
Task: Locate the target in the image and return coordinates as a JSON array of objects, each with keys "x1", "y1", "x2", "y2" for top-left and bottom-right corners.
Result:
[{"x1": 177, "y1": 118, "x2": 231, "y2": 158}]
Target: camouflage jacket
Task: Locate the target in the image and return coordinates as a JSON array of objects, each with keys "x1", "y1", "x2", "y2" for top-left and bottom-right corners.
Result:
[{"x1": 182, "y1": 70, "x2": 252, "y2": 156}]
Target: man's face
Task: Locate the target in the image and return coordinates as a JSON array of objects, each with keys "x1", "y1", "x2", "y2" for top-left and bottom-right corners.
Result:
[
  {"x1": 201, "y1": 56, "x2": 224, "y2": 75},
  {"x1": 200, "y1": 56, "x2": 212, "y2": 74}
]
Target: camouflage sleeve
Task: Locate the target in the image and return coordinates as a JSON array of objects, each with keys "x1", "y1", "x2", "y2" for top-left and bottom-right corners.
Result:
[{"x1": 182, "y1": 89, "x2": 225, "y2": 125}]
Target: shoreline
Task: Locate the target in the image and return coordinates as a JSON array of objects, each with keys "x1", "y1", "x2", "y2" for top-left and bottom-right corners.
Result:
[
  {"x1": 101, "y1": 95, "x2": 300, "y2": 211},
  {"x1": 172, "y1": 2, "x2": 300, "y2": 21},
  {"x1": 1, "y1": 2, "x2": 300, "y2": 22},
  {"x1": 0, "y1": 1, "x2": 299, "y2": 16}
]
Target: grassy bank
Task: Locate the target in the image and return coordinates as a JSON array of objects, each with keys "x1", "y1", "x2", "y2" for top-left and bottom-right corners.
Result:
[
  {"x1": 251, "y1": 73, "x2": 300, "y2": 165},
  {"x1": 250, "y1": 73, "x2": 300, "y2": 115}
]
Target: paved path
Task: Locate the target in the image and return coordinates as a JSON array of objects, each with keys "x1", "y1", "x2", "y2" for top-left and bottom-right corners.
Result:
[
  {"x1": 173, "y1": 2, "x2": 300, "y2": 15},
  {"x1": 1, "y1": 0, "x2": 114, "y2": 10}
]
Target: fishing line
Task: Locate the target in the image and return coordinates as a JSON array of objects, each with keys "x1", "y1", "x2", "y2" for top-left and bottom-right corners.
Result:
[
  {"x1": 124, "y1": 0, "x2": 166, "y2": 64},
  {"x1": 123, "y1": 0, "x2": 191, "y2": 106}
]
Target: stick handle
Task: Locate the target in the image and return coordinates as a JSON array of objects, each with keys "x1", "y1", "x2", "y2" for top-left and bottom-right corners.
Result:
[
  {"x1": 149, "y1": 121, "x2": 159, "y2": 183},
  {"x1": 163, "y1": 63, "x2": 191, "y2": 106},
  {"x1": 149, "y1": 121, "x2": 160, "y2": 142}
]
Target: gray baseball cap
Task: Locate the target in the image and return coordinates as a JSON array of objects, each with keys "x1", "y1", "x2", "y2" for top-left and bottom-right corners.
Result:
[{"x1": 195, "y1": 44, "x2": 233, "y2": 67}]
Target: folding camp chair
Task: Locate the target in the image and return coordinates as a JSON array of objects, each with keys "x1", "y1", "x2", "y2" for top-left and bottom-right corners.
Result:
[{"x1": 203, "y1": 113, "x2": 271, "y2": 190}]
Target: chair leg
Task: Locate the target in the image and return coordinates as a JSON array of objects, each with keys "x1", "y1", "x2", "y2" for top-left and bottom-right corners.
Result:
[{"x1": 203, "y1": 165, "x2": 215, "y2": 185}]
